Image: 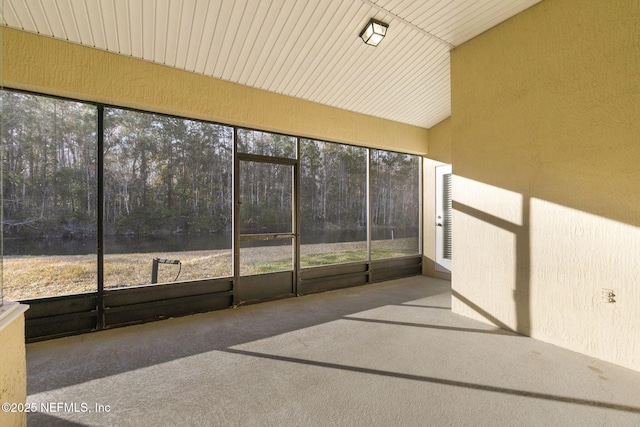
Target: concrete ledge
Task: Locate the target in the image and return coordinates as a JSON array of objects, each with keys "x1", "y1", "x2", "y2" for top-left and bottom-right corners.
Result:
[{"x1": 0, "y1": 301, "x2": 29, "y2": 331}]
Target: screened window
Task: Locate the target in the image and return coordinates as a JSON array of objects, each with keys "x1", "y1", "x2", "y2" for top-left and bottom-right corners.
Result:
[
  {"x1": 103, "y1": 108, "x2": 233, "y2": 287},
  {"x1": 239, "y1": 161, "x2": 293, "y2": 235},
  {"x1": 1, "y1": 88, "x2": 423, "y2": 302},
  {"x1": 238, "y1": 160, "x2": 294, "y2": 275},
  {"x1": 300, "y1": 140, "x2": 367, "y2": 266},
  {"x1": 370, "y1": 150, "x2": 420, "y2": 258},
  {"x1": 237, "y1": 128, "x2": 297, "y2": 158},
  {"x1": 2, "y1": 91, "x2": 98, "y2": 299}
]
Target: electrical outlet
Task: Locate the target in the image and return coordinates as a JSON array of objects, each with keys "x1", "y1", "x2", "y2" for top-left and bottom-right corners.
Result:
[{"x1": 601, "y1": 289, "x2": 616, "y2": 304}]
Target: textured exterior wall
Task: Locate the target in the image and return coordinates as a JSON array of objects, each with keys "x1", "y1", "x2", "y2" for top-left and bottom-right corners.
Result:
[
  {"x1": 0, "y1": 304, "x2": 28, "y2": 427},
  {"x1": 423, "y1": 117, "x2": 452, "y2": 279},
  {"x1": 450, "y1": 0, "x2": 640, "y2": 371},
  {"x1": 426, "y1": 117, "x2": 452, "y2": 165},
  {"x1": 2, "y1": 28, "x2": 427, "y2": 155}
]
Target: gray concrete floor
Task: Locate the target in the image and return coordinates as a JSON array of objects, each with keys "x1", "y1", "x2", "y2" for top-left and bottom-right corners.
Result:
[{"x1": 26, "y1": 276, "x2": 640, "y2": 426}]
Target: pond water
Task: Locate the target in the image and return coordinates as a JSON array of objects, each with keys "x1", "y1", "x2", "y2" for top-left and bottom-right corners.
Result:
[{"x1": 4, "y1": 228, "x2": 417, "y2": 256}]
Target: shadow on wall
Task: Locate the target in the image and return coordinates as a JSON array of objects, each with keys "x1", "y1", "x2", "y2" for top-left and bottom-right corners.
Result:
[
  {"x1": 453, "y1": 196, "x2": 531, "y2": 335},
  {"x1": 446, "y1": 0, "x2": 640, "y2": 372},
  {"x1": 450, "y1": 169, "x2": 640, "y2": 372}
]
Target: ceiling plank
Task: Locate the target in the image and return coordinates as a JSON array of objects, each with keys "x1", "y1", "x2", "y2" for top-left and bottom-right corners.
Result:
[
  {"x1": 193, "y1": 0, "x2": 221, "y2": 74},
  {"x1": 184, "y1": 0, "x2": 212, "y2": 72},
  {"x1": 235, "y1": 1, "x2": 279, "y2": 86},
  {"x1": 112, "y1": 0, "x2": 131, "y2": 56},
  {"x1": 85, "y1": 0, "x2": 108, "y2": 49},
  {"x1": 2, "y1": 0, "x2": 542, "y2": 128},
  {"x1": 7, "y1": 0, "x2": 38, "y2": 33},
  {"x1": 68, "y1": 0, "x2": 95, "y2": 47},
  {"x1": 202, "y1": 0, "x2": 235, "y2": 77},
  {"x1": 99, "y1": 0, "x2": 119, "y2": 52}
]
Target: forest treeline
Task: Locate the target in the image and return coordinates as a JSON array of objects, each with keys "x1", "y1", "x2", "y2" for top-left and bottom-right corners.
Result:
[
  {"x1": 2, "y1": 91, "x2": 419, "y2": 243},
  {"x1": 2, "y1": 92, "x2": 98, "y2": 239}
]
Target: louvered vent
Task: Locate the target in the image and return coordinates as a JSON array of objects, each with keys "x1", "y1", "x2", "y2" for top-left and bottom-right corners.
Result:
[{"x1": 443, "y1": 173, "x2": 452, "y2": 260}]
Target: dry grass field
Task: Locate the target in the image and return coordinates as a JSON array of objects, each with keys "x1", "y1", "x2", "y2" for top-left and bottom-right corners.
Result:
[{"x1": 3, "y1": 238, "x2": 418, "y2": 300}]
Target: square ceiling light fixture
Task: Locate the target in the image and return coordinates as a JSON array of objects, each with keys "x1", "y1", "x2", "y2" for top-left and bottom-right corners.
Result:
[{"x1": 359, "y1": 18, "x2": 388, "y2": 47}]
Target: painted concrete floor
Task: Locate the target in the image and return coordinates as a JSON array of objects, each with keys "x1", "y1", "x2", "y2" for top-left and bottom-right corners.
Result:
[{"x1": 26, "y1": 276, "x2": 640, "y2": 426}]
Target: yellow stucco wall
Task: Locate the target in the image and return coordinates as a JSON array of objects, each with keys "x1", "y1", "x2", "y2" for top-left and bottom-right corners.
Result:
[
  {"x1": 425, "y1": 117, "x2": 452, "y2": 165},
  {"x1": 0, "y1": 304, "x2": 28, "y2": 427},
  {"x1": 450, "y1": 0, "x2": 640, "y2": 371},
  {"x1": 2, "y1": 28, "x2": 427, "y2": 155}
]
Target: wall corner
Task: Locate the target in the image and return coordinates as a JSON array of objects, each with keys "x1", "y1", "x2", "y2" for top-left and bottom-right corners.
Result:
[{"x1": 0, "y1": 302, "x2": 29, "y2": 427}]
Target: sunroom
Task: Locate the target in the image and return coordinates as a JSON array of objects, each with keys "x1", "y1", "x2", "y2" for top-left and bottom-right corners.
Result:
[{"x1": 2, "y1": 0, "x2": 640, "y2": 424}]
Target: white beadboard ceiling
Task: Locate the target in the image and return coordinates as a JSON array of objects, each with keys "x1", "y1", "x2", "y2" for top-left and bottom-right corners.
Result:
[{"x1": 2, "y1": 0, "x2": 541, "y2": 128}]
